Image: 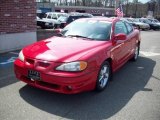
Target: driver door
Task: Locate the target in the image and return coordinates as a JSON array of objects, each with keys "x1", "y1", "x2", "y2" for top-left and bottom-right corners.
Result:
[{"x1": 111, "y1": 21, "x2": 130, "y2": 68}]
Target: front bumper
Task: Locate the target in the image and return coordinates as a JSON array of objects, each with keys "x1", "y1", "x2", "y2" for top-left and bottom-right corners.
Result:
[{"x1": 14, "y1": 59, "x2": 98, "y2": 94}]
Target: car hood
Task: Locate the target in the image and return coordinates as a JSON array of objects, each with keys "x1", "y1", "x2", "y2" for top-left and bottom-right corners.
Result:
[{"x1": 23, "y1": 36, "x2": 109, "y2": 62}]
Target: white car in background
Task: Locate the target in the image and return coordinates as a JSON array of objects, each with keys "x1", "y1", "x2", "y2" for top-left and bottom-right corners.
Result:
[{"x1": 42, "y1": 12, "x2": 68, "y2": 27}]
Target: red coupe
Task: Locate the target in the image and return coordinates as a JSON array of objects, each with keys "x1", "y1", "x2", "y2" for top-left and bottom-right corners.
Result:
[{"x1": 14, "y1": 17, "x2": 141, "y2": 94}]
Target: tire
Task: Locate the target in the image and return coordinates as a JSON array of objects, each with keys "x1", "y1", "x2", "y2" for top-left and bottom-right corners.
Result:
[
  {"x1": 132, "y1": 44, "x2": 140, "y2": 61},
  {"x1": 96, "y1": 61, "x2": 112, "y2": 91}
]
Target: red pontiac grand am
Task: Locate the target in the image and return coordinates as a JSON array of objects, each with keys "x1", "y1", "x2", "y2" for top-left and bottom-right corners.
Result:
[{"x1": 14, "y1": 17, "x2": 141, "y2": 94}]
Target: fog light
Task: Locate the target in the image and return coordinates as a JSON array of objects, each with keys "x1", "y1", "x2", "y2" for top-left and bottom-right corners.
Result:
[{"x1": 67, "y1": 86, "x2": 72, "y2": 90}]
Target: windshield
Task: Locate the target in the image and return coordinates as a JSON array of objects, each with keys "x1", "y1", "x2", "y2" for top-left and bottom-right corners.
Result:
[
  {"x1": 143, "y1": 19, "x2": 152, "y2": 24},
  {"x1": 154, "y1": 19, "x2": 159, "y2": 23},
  {"x1": 57, "y1": 13, "x2": 67, "y2": 18},
  {"x1": 61, "y1": 19, "x2": 112, "y2": 41},
  {"x1": 57, "y1": 16, "x2": 68, "y2": 22}
]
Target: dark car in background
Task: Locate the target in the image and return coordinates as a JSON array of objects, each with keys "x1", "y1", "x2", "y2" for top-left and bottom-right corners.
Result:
[
  {"x1": 135, "y1": 18, "x2": 160, "y2": 30},
  {"x1": 148, "y1": 18, "x2": 160, "y2": 26},
  {"x1": 121, "y1": 18, "x2": 150, "y2": 30},
  {"x1": 128, "y1": 18, "x2": 150, "y2": 30},
  {"x1": 54, "y1": 13, "x2": 93, "y2": 28}
]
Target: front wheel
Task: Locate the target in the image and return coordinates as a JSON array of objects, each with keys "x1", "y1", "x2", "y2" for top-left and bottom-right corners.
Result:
[{"x1": 96, "y1": 61, "x2": 111, "y2": 91}]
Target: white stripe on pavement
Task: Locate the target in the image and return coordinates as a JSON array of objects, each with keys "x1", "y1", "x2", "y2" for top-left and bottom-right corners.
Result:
[{"x1": 140, "y1": 51, "x2": 160, "y2": 57}]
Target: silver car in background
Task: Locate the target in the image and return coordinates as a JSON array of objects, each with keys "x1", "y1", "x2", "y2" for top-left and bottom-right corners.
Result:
[{"x1": 129, "y1": 18, "x2": 150, "y2": 30}]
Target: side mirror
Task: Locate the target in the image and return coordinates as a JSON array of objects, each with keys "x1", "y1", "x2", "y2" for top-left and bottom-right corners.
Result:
[{"x1": 114, "y1": 33, "x2": 127, "y2": 41}]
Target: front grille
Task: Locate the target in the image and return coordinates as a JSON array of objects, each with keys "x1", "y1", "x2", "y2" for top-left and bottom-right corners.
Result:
[
  {"x1": 38, "y1": 61, "x2": 50, "y2": 68},
  {"x1": 37, "y1": 81, "x2": 60, "y2": 90},
  {"x1": 22, "y1": 76, "x2": 60, "y2": 90}
]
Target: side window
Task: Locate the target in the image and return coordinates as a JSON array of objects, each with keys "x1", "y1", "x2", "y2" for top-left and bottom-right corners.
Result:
[
  {"x1": 51, "y1": 14, "x2": 57, "y2": 19},
  {"x1": 47, "y1": 14, "x2": 52, "y2": 19},
  {"x1": 125, "y1": 22, "x2": 133, "y2": 34},
  {"x1": 114, "y1": 21, "x2": 128, "y2": 34}
]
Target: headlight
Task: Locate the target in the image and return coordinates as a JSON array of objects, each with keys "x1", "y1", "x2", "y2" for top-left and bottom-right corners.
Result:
[
  {"x1": 18, "y1": 50, "x2": 24, "y2": 62},
  {"x1": 56, "y1": 61, "x2": 87, "y2": 72}
]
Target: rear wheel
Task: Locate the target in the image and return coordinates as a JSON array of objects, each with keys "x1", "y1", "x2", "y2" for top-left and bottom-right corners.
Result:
[
  {"x1": 132, "y1": 44, "x2": 140, "y2": 61},
  {"x1": 96, "y1": 61, "x2": 111, "y2": 91}
]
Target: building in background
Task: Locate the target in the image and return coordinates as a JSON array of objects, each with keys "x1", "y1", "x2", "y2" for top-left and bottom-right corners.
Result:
[
  {"x1": 0, "y1": 0, "x2": 37, "y2": 53},
  {"x1": 36, "y1": 0, "x2": 115, "y2": 16},
  {"x1": 54, "y1": 6, "x2": 115, "y2": 16}
]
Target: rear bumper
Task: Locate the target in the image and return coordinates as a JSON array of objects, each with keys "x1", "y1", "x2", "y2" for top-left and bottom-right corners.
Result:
[
  {"x1": 151, "y1": 25, "x2": 160, "y2": 30},
  {"x1": 140, "y1": 25, "x2": 150, "y2": 29},
  {"x1": 14, "y1": 59, "x2": 98, "y2": 94}
]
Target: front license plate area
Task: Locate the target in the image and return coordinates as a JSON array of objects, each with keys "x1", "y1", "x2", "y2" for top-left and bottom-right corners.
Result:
[{"x1": 28, "y1": 70, "x2": 40, "y2": 81}]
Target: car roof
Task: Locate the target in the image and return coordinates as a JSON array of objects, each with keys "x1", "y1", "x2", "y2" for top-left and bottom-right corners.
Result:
[
  {"x1": 77, "y1": 17, "x2": 120, "y2": 23},
  {"x1": 46, "y1": 12, "x2": 67, "y2": 14}
]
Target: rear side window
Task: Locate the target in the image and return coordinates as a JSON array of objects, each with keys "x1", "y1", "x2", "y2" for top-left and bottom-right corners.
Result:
[
  {"x1": 125, "y1": 22, "x2": 133, "y2": 34},
  {"x1": 51, "y1": 14, "x2": 57, "y2": 19},
  {"x1": 114, "y1": 21, "x2": 128, "y2": 34},
  {"x1": 47, "y1": 14, "x2": 52, "y2": 19}
]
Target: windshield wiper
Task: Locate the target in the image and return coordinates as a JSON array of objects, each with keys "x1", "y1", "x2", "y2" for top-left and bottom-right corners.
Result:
[{"x1": 67, "y1": 35, "x2": 92, "y2": 39}]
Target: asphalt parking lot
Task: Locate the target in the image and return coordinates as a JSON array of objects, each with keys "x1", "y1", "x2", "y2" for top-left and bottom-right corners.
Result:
[{"x1": 0, "y1": 30, "x2": 160, "y2": 120}]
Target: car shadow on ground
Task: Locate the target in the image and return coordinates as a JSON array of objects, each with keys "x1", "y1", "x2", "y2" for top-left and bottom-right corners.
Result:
[{"x1": 19, "y1": 56, "x2": 155, "y2": 120}]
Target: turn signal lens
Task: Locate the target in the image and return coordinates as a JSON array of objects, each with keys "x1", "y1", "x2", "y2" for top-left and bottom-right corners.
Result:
[{"x1": 56, "y1": 61, "x2": 87, "y2": 72}]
